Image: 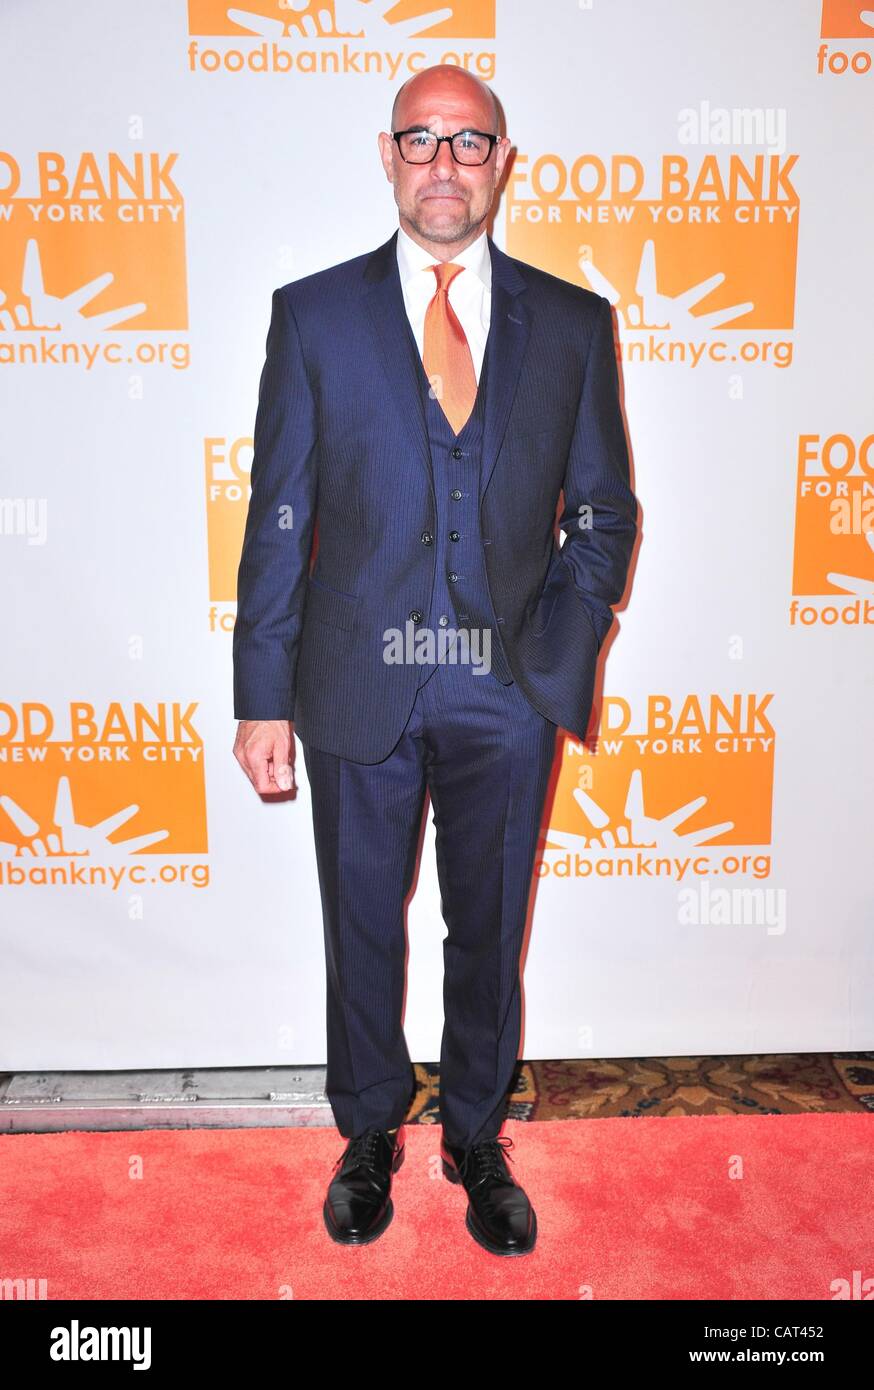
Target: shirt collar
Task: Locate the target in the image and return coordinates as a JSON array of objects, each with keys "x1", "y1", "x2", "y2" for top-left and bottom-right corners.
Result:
[{"x1": 395, "y1": 223, "x2": 491, "y2": 293}]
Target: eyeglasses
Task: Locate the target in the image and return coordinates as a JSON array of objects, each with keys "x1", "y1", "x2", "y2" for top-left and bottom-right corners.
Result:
[{"x1": 392, "y1": 128, "x2": 499, "y2": 166}]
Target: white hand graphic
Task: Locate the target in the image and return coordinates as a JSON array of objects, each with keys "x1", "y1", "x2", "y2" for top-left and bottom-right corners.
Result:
[
  {"x1": 541, "y1": 766, "x2": 734, "y2": 853},
  {"x1": 0, "y1": 238, "x2": 146, "y2": 332},
  {"x1": 0, "y1": 776, "x2": 169, "y2": 859},
  {"x1": 578, "y1": 238, "x2": 754, "y2": 332},
  {"x1": 332, "y1": 0, "x2": 453, "y2": 36},
  {"x1": 227, "y1": 1, "x2": 453, "y2": 40},
  {"x1": 825, "y1": 527, "x2": 874, "y2": 597},
  {"x1": 226, "y1": 1, "x2": 312, "y2": 37}
]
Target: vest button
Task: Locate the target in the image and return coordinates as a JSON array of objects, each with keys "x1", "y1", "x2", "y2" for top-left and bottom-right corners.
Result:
[
  {"x1": 449, "y1": 530, "x2": 460, "y2": 542},
  {"x1": 451, "y1": 447, "x2": 463, "y2": 459},
  {"x1": 409, "y1": 609, "x2": 422, "y2": 623},
  {"x1": 421, "y1": 530, "x2": 433, "y2": 544},
  {"x1": 448, "y1": 572, "x2": 458, "y2": 583},
  {"x1": 450, "y1": 489, "x2": 462, "y2": 501},
  {"x1": 438, "y1": 615, "x2": 448, "y2": 627}
]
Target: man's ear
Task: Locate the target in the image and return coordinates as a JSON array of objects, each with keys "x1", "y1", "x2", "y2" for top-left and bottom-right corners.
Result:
[{"x1": 377, "y1": 133, "x2": 395, "y2": 183}]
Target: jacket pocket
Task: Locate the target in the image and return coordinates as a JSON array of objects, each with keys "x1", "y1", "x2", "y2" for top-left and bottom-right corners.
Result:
[
  {"x1": 305, "y1": 575, "x2": 361, "y2": 632},
  {"x1": 529, "y1": 549, "x2": 600, "y2": 644},
  {"x1": 528, "y1": 550, "x2": 565, "y2": 637}
]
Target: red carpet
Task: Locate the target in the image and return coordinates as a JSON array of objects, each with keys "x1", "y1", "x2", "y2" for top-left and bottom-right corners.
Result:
[{"x1": 2, "y1": 1115, "x2": 872, "y2": 1299}]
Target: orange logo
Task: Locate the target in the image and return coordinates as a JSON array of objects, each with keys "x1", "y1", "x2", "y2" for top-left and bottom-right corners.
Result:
[
  {"x1": 791, "y1": 432, "x2": 874, "y2": 616},
  {"x1": 818, "y1": 3, "x2": 874, "y2": 73},
  {"x1": 187, "y1": 0, "x2": 494, "y2": 41},
  {"x1": 821, "y1": 1, "x2": 874, "y2": 37},
  {"x1": 507, "y1": 152, "x2": 799, "y2": 345},
  {"x1": 0, "y1": 704, "x2": 208, "y2": 883},
  {"x1": 0, "y1": 152, "x2": 188, "y2": 355},
  {"x1": 539, "y1": 694, "x2": 775, "y2": 879},
  {"x1": 206, "y1": 435, "x2": 253, "y2": 629}
]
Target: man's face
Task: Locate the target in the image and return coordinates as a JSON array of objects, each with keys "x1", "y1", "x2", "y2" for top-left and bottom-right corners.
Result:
[{"x1": 378, "y1": 82, "x2": 508, "y2": 248}]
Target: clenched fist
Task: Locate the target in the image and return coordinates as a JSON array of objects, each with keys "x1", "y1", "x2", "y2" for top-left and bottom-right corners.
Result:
[{"x1": 233, "y1": 719, "x2": 295, "y2": 795}]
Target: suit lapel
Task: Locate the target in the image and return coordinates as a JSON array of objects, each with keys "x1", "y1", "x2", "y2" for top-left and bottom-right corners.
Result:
[
  {"x1": 362, "y1": 230, "x2": 431, "y2": 488},
  {"x1": 361, "y1": 229, "x2": 531, "y2": 498},
  {"x1": 479, "y1": 235, "x2": 531, "y2": 497}
]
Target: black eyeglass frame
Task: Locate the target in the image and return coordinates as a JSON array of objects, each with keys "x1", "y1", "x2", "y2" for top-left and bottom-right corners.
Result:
[{"x1": 391, "y1": 128, "x2": 500, "y2": 165}]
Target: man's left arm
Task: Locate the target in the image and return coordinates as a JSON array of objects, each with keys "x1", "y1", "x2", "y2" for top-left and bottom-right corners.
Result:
[{"x1": 557, "y1": 293, "x2": 637, "y2": 646}]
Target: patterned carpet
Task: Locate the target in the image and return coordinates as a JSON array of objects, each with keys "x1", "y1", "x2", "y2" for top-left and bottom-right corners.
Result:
[{"x1": 405, "y1": 1054, "x2": 874, "y2": 1124}]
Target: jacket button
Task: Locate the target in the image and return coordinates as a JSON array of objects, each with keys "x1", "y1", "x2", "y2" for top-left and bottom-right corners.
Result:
[
  {"x1": 421, "y1": 530, "x2": 433, "y2": 544},
  {"x1": 450, "y1": 489, "x2": 462, "y2": 501},
  {"x1": 448, "y1": 572, "x2": 458, "y2": 583},
  {"x1": 449, "y1": 530, "x2": 460, "y2": 542},
  {"x1": 451, "y1": 447, "x2": 463, "y2": 459},
  {"x1": 409, "y1": 609, "x2": 422, "y2": 623}
]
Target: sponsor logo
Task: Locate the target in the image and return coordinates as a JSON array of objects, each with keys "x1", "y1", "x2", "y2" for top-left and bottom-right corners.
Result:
[
  {"x1": 539, "y1": 693, "x2": 775, "y2": 880},
  {"x1": 186, "y1": 0, "x2": 496, "y2": 79},
  {"x1": 818, "y1": 2, "x2": 874, "y2": 74},
  {"x1": 0, "y1": 702, "x2": 209, "y2": 889},
  {"x1": 790, "y1": 432, "x2": 874, "y2": 627},
  {"x1": 0, "y1": 150, "x2": 189, "y2": 370},
  {"x1": 206, "y1": 434, "x2": 253, "y2": 632},
  {"x1": 507, "y1": 145, "x2": 799, "y2": 368}
]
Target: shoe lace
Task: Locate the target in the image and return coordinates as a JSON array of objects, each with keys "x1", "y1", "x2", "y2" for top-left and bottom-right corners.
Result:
[
  {"x1": 333, "y1": 1128, "x2": 385, "y2": 1176},
  {"x1": 460, "y1": 1135, "x2": 515, "y2": 1185}
]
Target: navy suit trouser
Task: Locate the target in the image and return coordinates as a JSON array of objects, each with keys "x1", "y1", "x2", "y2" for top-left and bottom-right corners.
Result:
[{"x1": 301, "y1": 654, "x2": 558, "y2": 1150}]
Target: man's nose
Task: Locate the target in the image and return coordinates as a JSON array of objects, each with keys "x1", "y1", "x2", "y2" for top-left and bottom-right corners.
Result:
[{"x1": 431, "y1": 139, "x2": 458, "y2": 175}]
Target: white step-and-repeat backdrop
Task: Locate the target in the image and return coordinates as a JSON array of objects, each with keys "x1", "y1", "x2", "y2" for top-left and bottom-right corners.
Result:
[{"x1": 2, "y1": 0, "x2": 871, "y2": 1069}]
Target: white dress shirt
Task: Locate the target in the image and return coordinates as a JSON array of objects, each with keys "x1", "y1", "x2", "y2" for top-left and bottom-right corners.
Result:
[{"x1": 395, "y1": 223, "x2": 491, "y2": 383}]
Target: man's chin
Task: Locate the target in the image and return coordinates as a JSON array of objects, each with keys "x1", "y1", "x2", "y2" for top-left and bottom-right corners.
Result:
[{"x1": 414, "y1": 207, "x2": 472, "y2": 239}]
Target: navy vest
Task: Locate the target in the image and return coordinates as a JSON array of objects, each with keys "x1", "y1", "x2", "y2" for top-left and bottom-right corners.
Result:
[{"x1": 403, "y1": 315, "x2": 513, "y2": 688}]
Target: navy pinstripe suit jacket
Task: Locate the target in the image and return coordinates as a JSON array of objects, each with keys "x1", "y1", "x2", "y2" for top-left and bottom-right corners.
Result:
[{"x1": 233, "y1": 228, "x2": 637, "y2": 763}]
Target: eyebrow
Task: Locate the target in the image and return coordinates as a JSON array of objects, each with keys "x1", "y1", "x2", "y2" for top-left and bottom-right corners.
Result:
[{"x1": 402, "y1": 124, "x2": 486, "y2": 135}]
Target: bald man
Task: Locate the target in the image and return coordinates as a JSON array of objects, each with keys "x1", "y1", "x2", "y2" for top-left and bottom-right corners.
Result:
[{"x1": 233, "y1": 64, "x2": 637, "y2": 1257}]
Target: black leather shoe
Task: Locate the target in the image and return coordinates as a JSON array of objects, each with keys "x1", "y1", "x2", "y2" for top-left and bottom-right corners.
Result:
[
  {"x1": 441, "y1": 1134, "x2": 536, "y2": 1255},
  {"x1": 323, "y1": 1126, "x2": 405, "y2": 1245}
]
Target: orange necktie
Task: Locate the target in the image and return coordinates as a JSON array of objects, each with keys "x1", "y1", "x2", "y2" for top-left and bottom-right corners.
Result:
[{"x1": 422, "y1": 261, "x2": 478, "y2": 435}]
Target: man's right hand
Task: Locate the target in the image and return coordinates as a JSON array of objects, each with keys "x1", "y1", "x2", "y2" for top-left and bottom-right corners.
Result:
[{"x1": 233, "y1": 719, "x2": 295, "y2": 795}]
